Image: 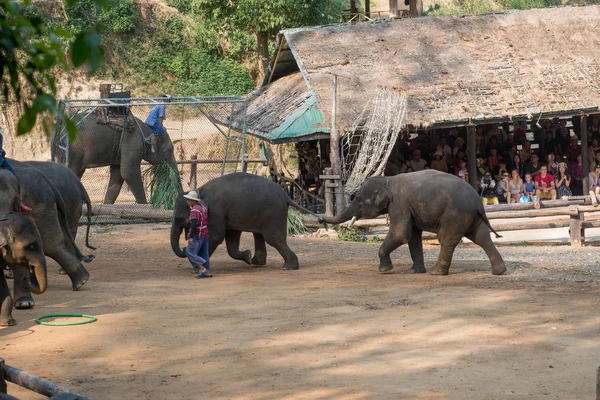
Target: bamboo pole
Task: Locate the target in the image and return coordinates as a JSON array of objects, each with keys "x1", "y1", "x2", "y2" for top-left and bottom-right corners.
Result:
[
  {"x1": 189, "y1": 154, "x2": 197, "y2": 189},
  {"x1": 467, "y1": 124, "x2": 478, "y2": 190}
]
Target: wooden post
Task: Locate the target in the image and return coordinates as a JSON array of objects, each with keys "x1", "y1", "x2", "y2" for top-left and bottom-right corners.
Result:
[
  {"x1": 0, "y1": 358, "x2": 6, "y2": 394},
  {"x1": 570, "y1": 210, "x2": 584, "y2": 246},
  {"x1": 189, "y1": 154, "x2": 197, "y2": 189},
  {"x1": 330, "y1": 75, "x2": 345, "y2": 215},
  {"x1": 467, "y1": 124, "x2": 478, "y2": 190},
  {"x1": 324, "y1": 167, "x2": 334, "y2": 218},
  {"x1": 582, "y1": 114, "x2": 589, "y2": 194},
  {"x1": 409, "y1": 0, "x2": 423, "y2": 16},
  {"x1": 365, "y1": 0, "x2": 371, "y2": 18},
  {"x1": 389, "y1": 0, "x2": 399, "y2": 18},
  {"x1": 597, "y1": 365, "x2": 600, "y2": 400}
]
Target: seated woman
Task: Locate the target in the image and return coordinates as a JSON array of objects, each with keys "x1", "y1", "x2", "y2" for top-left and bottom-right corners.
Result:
[
  {"x1": 0, "y1": 128, "x2": 31, "y2": 212},
  {"x1": 589, "y1": 164, "x2": 600, "y2": 195},
  {"x1": 507, "y1": 169, "x2": 524, "y2": 203},
  {"x1": 455, "y1": 160, "x2": 468, "y2": 181},
  {"x1": 554, "y1": 162, "x2": 572, "y2": 199}
]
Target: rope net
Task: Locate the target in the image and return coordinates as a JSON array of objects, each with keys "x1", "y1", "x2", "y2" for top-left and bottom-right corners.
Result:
[{"x1": 342, "y1": 88, "x2": 407, "y2": 194}]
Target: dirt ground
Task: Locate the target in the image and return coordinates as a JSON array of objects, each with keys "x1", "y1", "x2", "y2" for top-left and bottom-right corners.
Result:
[{"x1": 2, "y1": 224, "x2": 600, "y2": 399}]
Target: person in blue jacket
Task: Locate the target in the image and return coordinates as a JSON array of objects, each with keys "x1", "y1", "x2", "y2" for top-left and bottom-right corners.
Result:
[
  {"x1": 144, "y1": 94, "x2": 170, "y2": 153},
  {"x1": 0, "y1": 127, "x2": 32, "y2": 213}
]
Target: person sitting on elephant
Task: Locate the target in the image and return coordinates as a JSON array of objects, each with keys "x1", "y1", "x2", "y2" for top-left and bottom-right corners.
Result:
[
  {"x1": 0, "y1": 128, "x2": 31, "y2": 213},
  {"x1": 144, "y1": 94, "x2": 170, "y2": 154},
  {"x1": 184, "y1": 191, "x2": 212, "y2": 279}
]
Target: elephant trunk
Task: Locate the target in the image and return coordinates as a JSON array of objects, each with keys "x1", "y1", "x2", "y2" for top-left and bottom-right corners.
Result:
[
  {"x1": 320, "y1": 202, "x2": 360, "y2": 225},
  {"x1": 170, "y1": 219, "x2": 187, "y2": 258},
  {"x1": 28, "y1": 259, "x2": 47, "y2": 295}
]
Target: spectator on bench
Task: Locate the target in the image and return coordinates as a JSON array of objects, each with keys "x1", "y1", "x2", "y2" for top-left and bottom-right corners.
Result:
[{"x1": 535, "y1": 165, "x2": 557, "y2": 200}]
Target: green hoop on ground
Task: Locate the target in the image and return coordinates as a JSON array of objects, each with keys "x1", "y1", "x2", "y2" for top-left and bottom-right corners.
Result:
[{"x1": 35, "y1": 314, "x2": 97, "y2": 326}]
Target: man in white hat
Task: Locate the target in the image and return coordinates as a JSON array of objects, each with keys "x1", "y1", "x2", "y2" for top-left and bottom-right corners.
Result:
[{"x1": 184, "y1": 190, "x2": 211, "y2": 278}]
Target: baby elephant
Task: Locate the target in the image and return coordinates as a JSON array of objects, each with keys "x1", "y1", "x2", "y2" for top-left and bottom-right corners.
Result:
[{"x1": 320, "y1": 170, "x2": 506, "y2": 275}]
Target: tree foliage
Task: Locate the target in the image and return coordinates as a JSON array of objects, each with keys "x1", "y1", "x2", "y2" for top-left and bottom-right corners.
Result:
[
  {"x1": 171, "y1": 0, "x2": 346, "y2": 79},
  {"x1": 1, "y1": 0, "x2": 108, "y2": 137}
]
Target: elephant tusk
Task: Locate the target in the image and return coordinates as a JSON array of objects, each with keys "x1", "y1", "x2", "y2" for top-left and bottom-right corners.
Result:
[{"x1": 348, "y1": 216, "x2": 357, "y2": 228}]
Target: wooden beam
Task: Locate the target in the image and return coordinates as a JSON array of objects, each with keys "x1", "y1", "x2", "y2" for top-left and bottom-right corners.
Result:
[
  {"x1": 582, "y1": 115, "x2": 590, "y2": 192},
  {"x1": 570, "y1": 211, "x2": 584, "y2": 246}
]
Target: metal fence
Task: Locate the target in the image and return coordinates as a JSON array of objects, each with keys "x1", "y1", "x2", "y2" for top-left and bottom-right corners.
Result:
[{"x1": 52, "y1": 96, "x2": 249, "y2": 223}]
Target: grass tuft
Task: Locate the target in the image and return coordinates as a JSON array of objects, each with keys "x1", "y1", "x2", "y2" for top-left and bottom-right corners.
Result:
[
  {"x1": 287, "y1": 211, "x2": 309, "y2": 236},
  {"x1": 143, "y1": 162, "x2": 182, "y2": 210}
]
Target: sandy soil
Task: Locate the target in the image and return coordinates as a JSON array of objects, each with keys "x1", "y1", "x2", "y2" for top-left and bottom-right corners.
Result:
[{"x1": 2, "y1": 224, "x2": 600, "y2": 399}]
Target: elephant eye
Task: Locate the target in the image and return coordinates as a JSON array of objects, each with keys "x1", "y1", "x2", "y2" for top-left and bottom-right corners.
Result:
[{"x1": 27, "y1": 243, "x2": 37, "y2": 251}]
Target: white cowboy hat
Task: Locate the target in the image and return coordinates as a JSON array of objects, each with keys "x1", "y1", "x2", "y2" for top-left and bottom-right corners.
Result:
[{"x1": 183, "y1": 191, "x2": 200, "y2": 201}]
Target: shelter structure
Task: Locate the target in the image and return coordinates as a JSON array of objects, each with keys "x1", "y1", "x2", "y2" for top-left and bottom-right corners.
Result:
[{"x1": 233, "y1": 5, "x2": 600, "y2": 200}]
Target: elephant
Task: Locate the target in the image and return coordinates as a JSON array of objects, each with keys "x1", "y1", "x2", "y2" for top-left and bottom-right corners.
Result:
[
  {"x1": 25, "y1": 161, "x2": 95, "y2": 252},
  {"x1": 55, "y1": 114, "x2": 179, "y2": 204},
  {"x1": 320, "y1": 170, "x2": 506, "y2": 275},
  {"x1": 7, "y1": 159, "x2": 92, "y2": 309},
  {"x1": 0, "y1": 212, "x2": 48, "y2": 326},
  {"x1": 171, "y1": 172, "x2": 315, "y2": 270},
  {"x1": 0, "y1": 169, "x2": 48, "y2": 325}
]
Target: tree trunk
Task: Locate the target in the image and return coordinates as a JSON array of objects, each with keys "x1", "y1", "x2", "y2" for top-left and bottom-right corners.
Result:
[
  {"x1": 409, "y1": 0, "x2": 423, "y2": 16},
  {"x1": 350, "y1": 0, "x2": 358, "y2": 15},
  {"x1": 256, "y1": 31, "x2": 270, "y2": 85},
  {"x1": 365, "y1": 0, "x2": 370, "y2": 18}
]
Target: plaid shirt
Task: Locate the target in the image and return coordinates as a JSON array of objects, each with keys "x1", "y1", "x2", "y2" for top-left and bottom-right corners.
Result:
[{"x1": 189, "y1": 203, "x2": 208, "y2": 238}]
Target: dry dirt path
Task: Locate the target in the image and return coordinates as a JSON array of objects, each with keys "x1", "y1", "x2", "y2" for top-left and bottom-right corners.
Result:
[{"x1": 2, "y1": 223, "x2": 600, "y2": 399}]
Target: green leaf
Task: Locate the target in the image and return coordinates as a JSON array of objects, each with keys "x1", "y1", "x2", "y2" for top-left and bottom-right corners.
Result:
[
  {"x1": 17, "y1": 109, "x2": 37, "y2": 136},
  {"x1": 65, "y1": 117, "x2": 78, "y2": 143},
  {"x1": 71, "y1": 32, "x2": 92, "y2": 67},
  {"x1": 31, "y1": 93, "x2": 57, "y2": 114}
]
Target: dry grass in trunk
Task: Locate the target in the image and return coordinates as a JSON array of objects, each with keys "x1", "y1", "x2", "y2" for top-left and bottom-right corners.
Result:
[{"x1": 143, "y1": 162, "x2": 182, "y2": 210}]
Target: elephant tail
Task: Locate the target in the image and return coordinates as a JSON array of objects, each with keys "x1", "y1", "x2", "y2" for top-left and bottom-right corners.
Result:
[
  {"x1": 82, "y1": 187, "x2": 97, "y2": 250},
  {"x1": 477, "y1": 206, "x2": 502, "y2": 239},
  {"x1": 285, "y1": 194, "x2": 321, "y2": 218}
]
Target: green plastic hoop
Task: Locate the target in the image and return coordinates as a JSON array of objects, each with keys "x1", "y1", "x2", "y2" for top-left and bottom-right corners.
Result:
[{"x1": 35, "y1": 314, "x2": 97, "y2": 326}]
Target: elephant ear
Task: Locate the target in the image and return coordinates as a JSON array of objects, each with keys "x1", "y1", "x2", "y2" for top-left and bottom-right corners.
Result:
[
  {"x1": 373, "y1": 184, "x2": 393, "y2": 213},
  {"x1": 0, "y1": 218, "x2": 9, "y2": 249}
]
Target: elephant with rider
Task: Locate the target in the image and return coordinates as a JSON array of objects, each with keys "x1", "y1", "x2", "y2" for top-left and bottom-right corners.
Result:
[{"x1": 53, "y1": 114, "x2": 178, "y2": 204}]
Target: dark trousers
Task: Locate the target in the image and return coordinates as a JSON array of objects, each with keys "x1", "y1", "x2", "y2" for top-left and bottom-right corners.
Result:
[{"x1": 0, "y1": 158, "x2": 16, "y2": 176}]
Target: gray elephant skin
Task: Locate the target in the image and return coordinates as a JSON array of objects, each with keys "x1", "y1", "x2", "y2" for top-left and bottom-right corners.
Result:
[
  {"x1": 320, "y1": 170, "x2": 506, "y2": 275},
  {"x1": 57, "y1": 115, "x2": 178, "y2": 204},
  {"x1": 26, "y1": 161, "x2": 95, "y2": 252},
  {"x1": 171, "y1": 172, "x2": 312, "y2": 270},
  {"x1": 0, "y1": 169, "x2": 48, "y2": 326},
  {"x1": 8, "y1": 159, "x2": 92, "y2": 310}
]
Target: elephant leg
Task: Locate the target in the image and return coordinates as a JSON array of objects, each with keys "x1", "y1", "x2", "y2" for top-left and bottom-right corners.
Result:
[
  {"x1": 465, "y1": 223, "x2": 507, "y2": 275},
  {"x1": 208, "y1": 230, "x2": 225, "y2": 257},
  {"x1": 225, "y1": 230, "x2": 252, "y2": 264},
  {"x1": 263, "y1": 233, "x2": 299, "y2": 270},
  {"x1": 429, "y1": 241, "x2": 460, "y2": 276},
  {"x1": 104, "y1": 165, "x2": 124, "y2": 204},
  {"x1": 408, "y1": 228, "x2": 426, "y2": 273},
  {"x1": 0, "y1": 274, "x2": 15, "y2": 326},
  {"x1": 251, "y1": 233, "x2": 267, "y2": 266},
  {"x1": 45, "y1": 245, "x2": 90, "y2": 291},
  {"x1": 378, "y1": 226, "x2": 411, "y2": 273},
  {"x1": 121, "y1": 164, "x2": 147, "y2": 204},
  {"x1": 12, "y1": 267, "x2": 35, "y2": 309}
]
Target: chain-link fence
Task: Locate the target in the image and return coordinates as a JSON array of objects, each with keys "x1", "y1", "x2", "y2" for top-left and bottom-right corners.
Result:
[{"x1": 52, "y1": 95, "x2": 249, "y2": 223}]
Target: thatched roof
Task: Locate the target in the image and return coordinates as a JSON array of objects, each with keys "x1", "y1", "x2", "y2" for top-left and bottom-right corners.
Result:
[{"x1": 249, "y1": 5, "x2": 600, "y2": 140}]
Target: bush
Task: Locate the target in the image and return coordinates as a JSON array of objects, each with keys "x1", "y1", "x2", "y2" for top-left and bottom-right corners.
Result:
[{"x1": 100, "y1": 0, "x2": 138, "y2": 33}]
